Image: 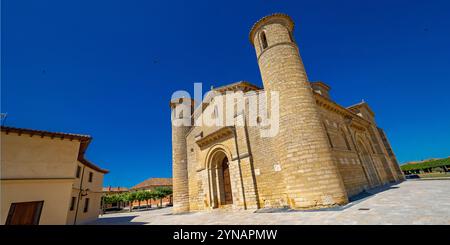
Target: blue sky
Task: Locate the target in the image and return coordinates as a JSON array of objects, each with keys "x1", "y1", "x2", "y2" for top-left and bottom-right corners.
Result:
[{"x1": 2, "y1": 0, "x2": 450, "y2": 187}]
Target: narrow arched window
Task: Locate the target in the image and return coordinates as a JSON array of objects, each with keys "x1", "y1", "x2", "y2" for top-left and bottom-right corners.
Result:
[
  {"x1": 368, "y1": 138, "x2": 376, "y2": 154},
  {"x1": 260, "y1": 31, "x2": 268, "y2": 50},
  {"x1": 341, "y1": 129, "x2": 351, "y2": 150},
  {"x1": 323, "y1": 122, "x2": 333, "y2": 148},
  {"x1": 288, "y1": 31, "x2": 295, "y2": 43}
]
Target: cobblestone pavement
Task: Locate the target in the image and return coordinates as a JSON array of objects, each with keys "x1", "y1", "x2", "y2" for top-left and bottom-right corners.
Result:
[{"x1": 90, "y1": 180, "x2": 450, "y2": 225}]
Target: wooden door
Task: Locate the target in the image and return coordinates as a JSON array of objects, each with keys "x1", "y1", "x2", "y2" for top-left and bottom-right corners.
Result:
[
  {"x1": 5, "y1": 201, "x2": 44, "y2": 225},
  {"x1": 222, "y1": 159, "x2": 233, "y2": 204}
]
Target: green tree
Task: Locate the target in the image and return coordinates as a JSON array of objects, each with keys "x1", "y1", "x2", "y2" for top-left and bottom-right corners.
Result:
[
  {"x1": 102, "y1": 194, "x2": 125, "y2": 213},
  {"x1": 119, "y1": 193, "x2": 129, "y2": 209},
  {"x1": 143, "y1": 190, "x2": 155, "y2": 208},
  {"x1": 123, "y1": 192, "x2": 137, "y2": 212},
  {"x1": 135, "y1": 190, "x2": 148, "y2": 209},
  {"x1": 102, "y1": 195, "x2": 111, "y2": 205},
  {"x1": 154, "y1": 187, "x2": 173, "y2": 208},
  {"x1": 101, "y1": 195, "x2": 111, "y2": 213},
  {"x1": 111, "y1": 194, "x2": 121, "y2": 205}
]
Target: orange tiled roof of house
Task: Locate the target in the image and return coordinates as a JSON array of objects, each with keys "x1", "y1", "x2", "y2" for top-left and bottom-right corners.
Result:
[
  {"x1": 102, "y1": 186, "x2": 129, "y2": 192},
  {"x1": 131, "y1": 178, "x2": 172, "y2": 190}
]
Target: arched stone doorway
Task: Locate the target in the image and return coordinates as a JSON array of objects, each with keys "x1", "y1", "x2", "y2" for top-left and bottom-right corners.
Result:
[
  {"x1": 207, "y1": 149, "x2": 234, "y2": 208},
  {"x1": 357, "y1": 140, "x2": 381, "y2": 188}
]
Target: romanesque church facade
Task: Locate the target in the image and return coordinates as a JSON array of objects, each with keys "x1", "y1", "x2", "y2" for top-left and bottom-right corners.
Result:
[{"x1": 170, "y1": 13, "x2": 404, "y2": 213}]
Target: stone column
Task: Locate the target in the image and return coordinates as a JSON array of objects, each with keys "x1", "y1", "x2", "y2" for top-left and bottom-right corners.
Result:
[
  {"x1": 170, "y1": 98, "x2": 193, "y2": 213},
  {"x1": 249, "y1": 14, "x2": 348, "y2": 208}
]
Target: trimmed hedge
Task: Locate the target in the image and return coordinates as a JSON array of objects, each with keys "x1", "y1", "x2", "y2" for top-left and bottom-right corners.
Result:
[{"x1": 401, "y1": 157, "x2": 450, "y2": 171}]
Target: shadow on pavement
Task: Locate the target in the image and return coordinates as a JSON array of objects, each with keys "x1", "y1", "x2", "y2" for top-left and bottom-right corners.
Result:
[
  {"x1": 349, "y1": 185, "x2": 399, "y2": 202},
  {"x1": 254, "y1": 183, "x2": 401, "y2": 213},
  {"x1": 89, "y1": 215, "x2": 147, "y2": 225}
]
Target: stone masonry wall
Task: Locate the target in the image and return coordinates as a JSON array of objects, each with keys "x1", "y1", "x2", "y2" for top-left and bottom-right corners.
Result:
[
  {"x1": 253, "y1": 15, "x2": 348, "y2": 208},
  {"x1": 172, "y1": 14, "x2": 404, "y2": 212}
]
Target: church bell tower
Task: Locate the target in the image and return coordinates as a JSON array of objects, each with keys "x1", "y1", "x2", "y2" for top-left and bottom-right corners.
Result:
[{"x1": 249, "y1": 13, "x2": 348, "y2": 208}]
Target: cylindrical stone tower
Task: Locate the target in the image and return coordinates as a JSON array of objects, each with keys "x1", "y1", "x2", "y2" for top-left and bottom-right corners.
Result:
[
  {"x1": 170, "y1": 98, "x2": 193, "y2": 213},
  {"x1": 249, "y1": 13, "x2": 348, "y2": 208}
]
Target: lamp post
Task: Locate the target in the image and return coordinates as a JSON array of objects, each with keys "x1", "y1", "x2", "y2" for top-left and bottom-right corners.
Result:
[{"x1": 73, "y1": 165, "x2": 88, "y2": 225}]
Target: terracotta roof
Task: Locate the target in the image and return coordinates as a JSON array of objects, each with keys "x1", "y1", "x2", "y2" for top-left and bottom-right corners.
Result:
[
  {"x1": 313, "y1": 94, "x2": 372, "y2": 127},
  {"x1": 310, "y1": 81, "x2": 331, "y2": 91},
  {"x1": 79, "y1": 157, "x2": 109, "y2": 174},
  {"x1": 347, "y1": 101, "x2": 375, "y2": 117},
  {"x1": 102, "y1": 186, "x2": 129, "y2": 192},
  {"x1": 213, "y1": 81, "x2": 262, "y2": 93},
  {"x1": 347, "y1": 101, "x2": 366, "y2": 109},
  {"x1": 1, "y1": 126, "x2": 91, "y2": 140},
  {"x1": 1, "y1": 126, "x2": 109, "y2": 174},
  {"x1": 131, "y1": 178, "x2": 172, "y2": 190}
]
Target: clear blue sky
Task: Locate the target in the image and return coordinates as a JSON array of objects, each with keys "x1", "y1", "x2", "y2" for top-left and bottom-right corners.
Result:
[{"x1": 2, "y1": 0, "x2": 450, "y2": 187}]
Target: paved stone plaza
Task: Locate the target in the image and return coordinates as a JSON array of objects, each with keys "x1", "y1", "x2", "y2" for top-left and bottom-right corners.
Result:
[{"x1": 90, "y1": 180, "x2": 450, "y2": 225}]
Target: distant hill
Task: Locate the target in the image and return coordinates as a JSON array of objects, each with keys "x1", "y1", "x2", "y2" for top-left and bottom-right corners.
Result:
[
  {"x1": 401, "y1": 157, "x2": 450, "y2": 172},
  {"x1": 403, "y1": 158, "x2": 442, "y2": 165}
]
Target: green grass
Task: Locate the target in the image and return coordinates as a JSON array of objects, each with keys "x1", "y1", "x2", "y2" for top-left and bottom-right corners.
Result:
[{"x1": 418, "y1": 173, "x2": 450, "y2": 179}]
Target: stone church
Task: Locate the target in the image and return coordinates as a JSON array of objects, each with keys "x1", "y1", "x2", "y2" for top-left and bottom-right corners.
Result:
[{"x1": 170, "y1": 13, "x2": 404, "y2": 213}]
